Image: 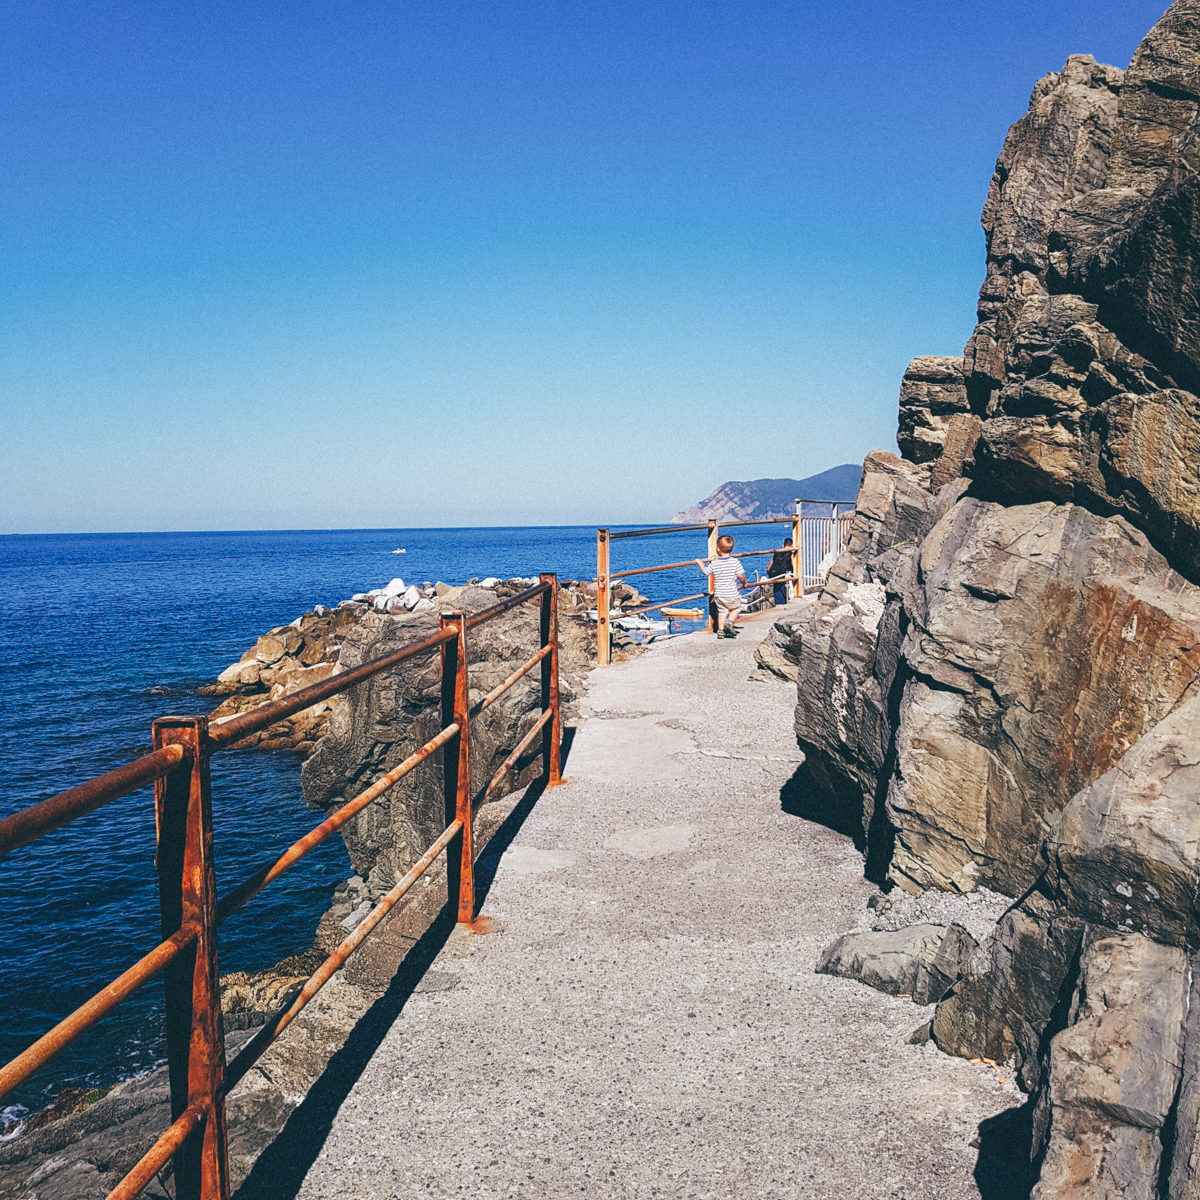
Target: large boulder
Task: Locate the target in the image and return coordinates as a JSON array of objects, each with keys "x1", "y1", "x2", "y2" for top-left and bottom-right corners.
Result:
[
  {"x1": 1033, "y1": 931, "x2": 1188, "y2": 1200},
  {"x1": 933, "y1": 889, "x2": 1085, "y2": 1092},
  {"x1": 816, "y1": 922, "x2": 978, "y2": 1005},
  {"x1": 886, "y1": 498, "x2": 1200, "y2": 897},
  {"x1": 1048, "y1": 694, "x2": 1200, "y2": 949}
]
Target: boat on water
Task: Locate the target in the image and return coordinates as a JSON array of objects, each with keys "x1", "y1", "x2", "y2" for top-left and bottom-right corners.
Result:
[
  {"x1": 661, "y1": 607, "x2": 703, "y2": 618},
  {"x1": 585, "y1": 609, "x2": 671, "y2": 634},
  {"x1": 392, "y1": 548, "x2": 406, "y2": 554}
]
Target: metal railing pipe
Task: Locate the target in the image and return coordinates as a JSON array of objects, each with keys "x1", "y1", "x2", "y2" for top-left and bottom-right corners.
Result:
[
  {"x1": 441, "y1": 614, "x2": 474, "y2": 925},
  {"x1": 152, "y1": 716, "x2": 228, "y2": 1200},
  {"x1": 0, "y1": 925, "x2": 198, "y2": 1106},
  {"x1": 215, "y1": 722, "x2": 461, "y2": 926},
  {"x1": 0, "y1": 745, "x2": 188, "y2": 860},
  {"x1": 462, "y1": 580, "x2": 550, "y2": 631},
  {"x1": 208, "y1": 626, "x2": 459, "y2": 747},
  {"x1": 482, "y1": 708, "x2": 554, "y2": 801},
  {"x1": 108, "y1": 1104, "x2": 207, "y2": 1200},
  {"x1": 597, "y1": 529, "x2": 611, "y2": 668},
  {"x1": 540, "y1": 572, "x2": 564, "y2": 787},
  {"x1": 222, "y1": 818, "x2": 464, "y2": 1093},
  {"x1": 467, "y1": 647, "x2": 550, "y2": 720}
]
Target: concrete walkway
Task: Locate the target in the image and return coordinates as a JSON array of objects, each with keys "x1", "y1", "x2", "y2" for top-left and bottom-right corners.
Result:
[{"x1": 288, "y1": 610, "x2": 1020, "y2": 1199}]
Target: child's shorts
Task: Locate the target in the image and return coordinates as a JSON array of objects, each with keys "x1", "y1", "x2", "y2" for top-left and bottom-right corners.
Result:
[{"x1": 715, "y1": 595, "x2": 740, "y2": 614}]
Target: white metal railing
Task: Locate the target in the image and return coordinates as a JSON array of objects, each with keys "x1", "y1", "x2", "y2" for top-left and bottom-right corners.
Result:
[{"x1": 797, "y1": 503, "x2": 855, "y2": 592}]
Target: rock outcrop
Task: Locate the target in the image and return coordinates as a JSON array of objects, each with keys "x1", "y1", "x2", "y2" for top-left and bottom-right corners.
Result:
[
  {"x1": 301, "y1": 585, "x2": 586, "y2": 897},
  {"x1": 802, "y1": 6, "x2": 1200, "y2": 1195}
]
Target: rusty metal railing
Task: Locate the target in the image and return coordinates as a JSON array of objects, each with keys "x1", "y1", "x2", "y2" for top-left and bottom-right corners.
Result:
[
  {"x1": 595, "y1": 499, "x2": 856, "y2": 667},
  {"x1": 0, "y1": 575, "x2": 567, "y2": 1200}
]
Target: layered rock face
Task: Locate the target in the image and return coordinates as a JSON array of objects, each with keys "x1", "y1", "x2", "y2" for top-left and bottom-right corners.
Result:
[{"x1": 799, "y1": 5, "x2": 1200, "y2": 1194}]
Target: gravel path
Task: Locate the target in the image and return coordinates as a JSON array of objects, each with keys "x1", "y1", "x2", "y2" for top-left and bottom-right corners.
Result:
[{"x1": 282, "y1": 611, "x2": 1021, "y2": 1199}]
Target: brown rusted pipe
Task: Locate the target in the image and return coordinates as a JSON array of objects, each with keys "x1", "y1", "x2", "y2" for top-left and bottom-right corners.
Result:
[
  {"x1": 106, "y1": 1103, "x2": 206, "y2": 1200},
  {"x1": 467, "y1": 646, "x2": 551, "y2": 719},
  {"x1": 611, "y1": 545, "x2": 793, "y2": 581},
  {"x1": 222, "y1": 819, "x2": 464, "y2": 1093},
  {"x1": 482, "y1": 708, "x2": 553, "y2": 800},
  {"x1": 0, "y1": 745, "x2": 188, "y2": 860},
  {"x1": 462, "y1": 581, "x2": 550, "y2": 631},
  {"x1": 215, "y1": 723, "x2": 461, "y2": 926},
  {"x1": 610, "y1": 557, "x2": 716, "y2": 579},
  {"x1": 208, "y1": 626, "x2": 458, "y2": 748},
  {"x1": 0, "y1": 925, "x2": 197, "y2": 1105},
  {"x1": 605, "y1": 591, "x2": 709, "y2": 620}
]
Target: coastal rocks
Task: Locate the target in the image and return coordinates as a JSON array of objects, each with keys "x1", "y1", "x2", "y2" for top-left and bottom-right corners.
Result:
[
  {"x1": 961, "y1": 53, "x2": 1122, "y2": 414},
  {"x1": 750, "y1": 594, "x2": 817, "y2": 683},
  {"x1": 932, "y1": 889, "x2": 1085, "y2": 1092},
  {"x1": 1047, "y1": 694, "x2": 1200, "y2": 949},
  {"x1": 791, "y1": 452, "x2": 957, "y2": 850},
  {"x1": 799, "y1": 10, "x2": 1200, "y2": 1194},
  {"x1": 897, "y1": 356, "x2": 971, "y2": 465},
  {"x1": 816, "y1": 922, "x2": 978, "y2": 1005},
  {"x1": 936, "y1": 19, "x2": 1200, "y2": 584},
  {"x1": 888, "y1": 498, "x2": 1200, "y2": 898},
  {"x1": 200, "y1": 575, "x2": 600, "y2": 756},
  {"x1": 1032, "y1": 932, "x2": 1189, "y2": 1199},
  {"x1": 301, "y1": 587, "x2": 585, "y2": 897}
]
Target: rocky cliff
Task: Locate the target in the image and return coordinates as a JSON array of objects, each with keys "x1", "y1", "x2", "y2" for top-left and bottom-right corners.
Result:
[
  {"x1": 670, "y1": 464, "x2": 861, "y2": 523},
  {"x1": 796, "y1": 6, "x2": 1200, "y2": 1195}
]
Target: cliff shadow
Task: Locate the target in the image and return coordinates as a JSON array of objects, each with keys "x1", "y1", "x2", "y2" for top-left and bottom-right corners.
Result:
[
  {"x1": 779, "y1": 759, "x2": 864, "y2": 847},
  {"x1": 231, "y1": 902, "x2": 459, "y2": 1200},
  {"x1": 973, "y1": 1100, "x2": 1036, "y2": 1200},
  {"x1": 232, "y1": 757, "x2": 563, "y2": 1200}
]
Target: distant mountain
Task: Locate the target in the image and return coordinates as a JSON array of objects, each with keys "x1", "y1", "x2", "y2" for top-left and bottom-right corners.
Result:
[{"x1": 670, "y1": 464, "x2": 862, "y2": 523}]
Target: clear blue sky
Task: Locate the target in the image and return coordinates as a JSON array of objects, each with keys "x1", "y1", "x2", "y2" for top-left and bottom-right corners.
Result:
[{"x1": 0, "y1": 0, "x2": 1169, "y2": 532}]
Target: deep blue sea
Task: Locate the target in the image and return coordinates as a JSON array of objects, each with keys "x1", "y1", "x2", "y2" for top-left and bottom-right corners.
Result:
[{"x1": 0, "y1": 523, "x2": 792, "y2": 1122}]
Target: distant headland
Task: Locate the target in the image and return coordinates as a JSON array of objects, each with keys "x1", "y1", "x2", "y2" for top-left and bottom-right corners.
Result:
[{"x1": 669, "y1": 463, "x2": 862, "y2": 523}]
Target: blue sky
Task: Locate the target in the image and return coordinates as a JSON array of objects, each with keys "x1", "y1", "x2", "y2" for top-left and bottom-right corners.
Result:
[{"x1": 0, "y1": 0, "x2": 1170, "y2": 532}]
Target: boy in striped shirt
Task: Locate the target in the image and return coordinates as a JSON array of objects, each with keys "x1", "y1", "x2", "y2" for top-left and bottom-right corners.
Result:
[{"x1": 696, "y1": 535, "x2": 747, "y2": 638}]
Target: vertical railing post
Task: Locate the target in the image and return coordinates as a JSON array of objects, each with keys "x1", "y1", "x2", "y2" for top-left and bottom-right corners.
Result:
[
  {"x1": 596, "y1": 529, "x2": 610, "y2": 668},
  {"x1": 153, "y1": 716, "x2": 229, "y2": 1200},
  {"x1": 706, "y1": 520, "x2": 718, "y2": 632},
  {"x1": 540, "y1": 573, "x2": 566, "y2": 787},
  {"x1": 440, "y1": 612, "x2": 474, "y2": 924},
  {"x1": 793, "y1": 503, "x2": 802, "y2": 598}
]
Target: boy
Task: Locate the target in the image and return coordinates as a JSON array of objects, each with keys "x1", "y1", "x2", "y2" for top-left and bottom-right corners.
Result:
[{"x1": 697, "y1": 535, "x2": 746, "y2": 638}]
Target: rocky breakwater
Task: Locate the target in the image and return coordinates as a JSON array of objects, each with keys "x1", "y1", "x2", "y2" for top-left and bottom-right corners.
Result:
[
  {"x1": 199, "y1": 574, "x2": 609, "y2": 755},
  {"x1": 794, "y1": 7, "x2": 1200, "y2": 1196}
]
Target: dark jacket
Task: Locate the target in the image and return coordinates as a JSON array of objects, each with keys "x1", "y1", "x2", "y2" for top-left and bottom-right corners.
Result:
[{"x1": 767, "y1": 550, "x2": 792, "y2": 578}]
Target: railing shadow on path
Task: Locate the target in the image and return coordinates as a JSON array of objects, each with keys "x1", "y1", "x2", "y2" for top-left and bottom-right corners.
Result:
[{"x1": 232, "y1": 727, "x2": 577, "y2": 1200}]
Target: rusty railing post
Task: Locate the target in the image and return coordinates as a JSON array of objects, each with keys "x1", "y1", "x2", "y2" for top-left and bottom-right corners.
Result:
[
  {"x1": 540, "y1": 573, "x2": 566, "y2": 787},
  {"x1": 440, "y1": 613, "x2": 474, "y2": 924},
  {"x1": 596, "y1": 529, "x2": 610, "y2": 668},
  {"x1": 153, "y1": 716, "x2": 229, "y2": 1200},
  {"x1": 792, "y1": 504, "x2": 801, "y2": 599},
  {"x1": 706, "y1": 520, "x2": 718, "y2": 632}
]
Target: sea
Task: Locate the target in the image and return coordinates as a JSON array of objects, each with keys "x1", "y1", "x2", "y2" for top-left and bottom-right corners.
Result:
[{"x1": 0, "y1": 523, "x2": 793, "y2": 1124}]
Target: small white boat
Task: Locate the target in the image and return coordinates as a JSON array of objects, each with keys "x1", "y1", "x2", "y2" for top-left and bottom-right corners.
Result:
[
  {"x1": 585, "y1": 609, "x2": 670, "y2": 633},
  {"x1": 392, "y1": 548, "x2": 406, "y2": 554},
  {"x1": 613, "y1": 614, "x2": 670, "y2": 633}
]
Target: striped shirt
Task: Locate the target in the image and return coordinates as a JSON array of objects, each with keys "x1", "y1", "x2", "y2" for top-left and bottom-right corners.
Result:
[{"x1": 703, "y1": 555, "x2": 745, "y2": 598}]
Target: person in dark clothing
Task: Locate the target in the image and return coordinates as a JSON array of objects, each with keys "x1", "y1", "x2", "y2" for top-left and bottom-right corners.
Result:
[{"x1": 767, "y1": 538, "x2": 795, "y2": 605}]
